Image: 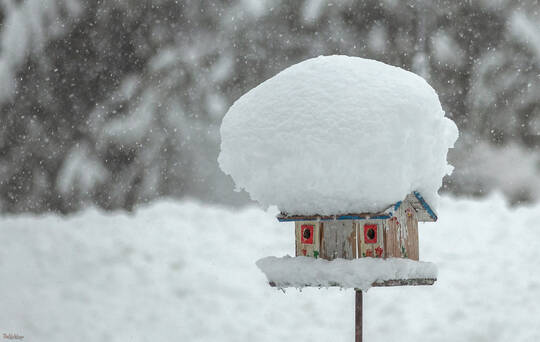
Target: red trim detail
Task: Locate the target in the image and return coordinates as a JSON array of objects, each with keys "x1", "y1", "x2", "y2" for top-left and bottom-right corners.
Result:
[
  {"x1": 301, "y1": 225, "x2": 314, "y2": 244},
  {"x1": 364, "y1": 224, "x2": 378, "y2": 244}
]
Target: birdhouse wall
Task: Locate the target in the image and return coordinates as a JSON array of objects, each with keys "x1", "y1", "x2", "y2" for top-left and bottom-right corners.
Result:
[
  {"x1": 292, "y1": 201, "x2": 419, "y2": 261},
  {"x1": 295, "y1": 221, "x2": 321, "y2": 258},
  {"x1": 294, "y1": 219, "x2": 386, "y2": 260},
  {"x1": 358, "y1": 220, "x2": 385, "y2": 258},
  {"x1": 319, "y1": 220, "x2": 356, "y2": 260},
  {"x1": 383, "y1": 200, "x2": 419, "y2": 260}
]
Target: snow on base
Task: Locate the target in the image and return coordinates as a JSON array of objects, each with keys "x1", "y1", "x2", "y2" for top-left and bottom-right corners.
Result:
[
  {"x1": 256, "y1": 256, "x2": 437, "y2": 290},
  {"x1": 219, "y1": 55, "x2": 458, "y2": 215}
]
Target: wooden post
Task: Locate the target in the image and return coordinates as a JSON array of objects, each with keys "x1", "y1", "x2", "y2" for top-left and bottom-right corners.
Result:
[{"x1": 355, "y1": 290, "x2": 362, "y2": 342}]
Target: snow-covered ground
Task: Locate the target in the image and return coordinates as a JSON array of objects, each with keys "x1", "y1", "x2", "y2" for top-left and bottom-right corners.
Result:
[{"x1": 1, "y1": 195, "x2": 539, "y2": 341}]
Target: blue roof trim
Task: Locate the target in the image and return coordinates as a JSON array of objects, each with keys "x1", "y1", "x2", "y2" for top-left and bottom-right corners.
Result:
[
  {"x1": 277, "y1": 192, "x2": 437, "y2": 222},
  {"x1": 413, "y1": 191, "x2": 438, "y2": 221},
  {"x1": 277, "y1": 214, "x2": 391, "y2": 222},
  {"x1": 277, "y1": 217, "x2": 297, "y2": 222}
]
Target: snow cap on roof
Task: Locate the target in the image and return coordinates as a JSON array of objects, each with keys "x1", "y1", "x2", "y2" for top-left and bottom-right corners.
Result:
[{"x1": 218, "y1": 55, "x2": 459, "y2": 215}]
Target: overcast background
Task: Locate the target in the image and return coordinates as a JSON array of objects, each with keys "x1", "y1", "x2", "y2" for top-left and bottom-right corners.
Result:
[{"x1": 1, "y1": 0, "x2": 540, "y2": 214}]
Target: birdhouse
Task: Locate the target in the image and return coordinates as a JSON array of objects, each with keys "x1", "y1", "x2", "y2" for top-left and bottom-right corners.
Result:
[
  {"x1": 219, "y1": 56, "x2": 458, "y2": 341},
  {"x1": 278, "y1": 191, "x2": 436, "y2": 264}
]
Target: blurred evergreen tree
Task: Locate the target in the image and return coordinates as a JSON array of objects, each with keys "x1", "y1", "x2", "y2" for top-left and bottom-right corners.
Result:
[{"x1": 0, "y1": 0, "x2": 538, "y2": 212}]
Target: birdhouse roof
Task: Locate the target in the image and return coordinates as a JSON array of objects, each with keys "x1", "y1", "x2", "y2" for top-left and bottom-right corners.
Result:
[
  {"x1": 400, "y1": 191, "x2": 438, "y2": 222},
  {"x1": 277, "y1": 191, "x2": 437, "y2": 223}
]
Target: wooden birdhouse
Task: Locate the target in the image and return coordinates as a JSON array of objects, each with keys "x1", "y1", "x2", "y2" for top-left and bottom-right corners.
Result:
[
  {"x1": 278, "y1": 191, "x2": 436, "y2": 266},
  {"x1": 220, "y1": 55, "x2": 457, "y2": 342},
  {"x1": 257, "y1": 192, "x2": 440, "y2": 342}
]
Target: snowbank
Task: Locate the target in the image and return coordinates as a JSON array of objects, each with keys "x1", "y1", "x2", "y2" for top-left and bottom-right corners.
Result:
[
  {"x1": 256, "y1": 256, "x2": 437, "y2": 290},
  {"x1": 219, "y1": 55, "x2": 458, "y2": 215},
  {"x1": 2, "y1": 195, "x2": 540, "y2": 341}
]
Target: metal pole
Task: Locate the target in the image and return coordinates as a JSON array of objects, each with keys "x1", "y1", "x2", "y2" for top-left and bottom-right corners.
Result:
[{"x1": 355, "y1": 290, "x2": 362, "y2": 342}]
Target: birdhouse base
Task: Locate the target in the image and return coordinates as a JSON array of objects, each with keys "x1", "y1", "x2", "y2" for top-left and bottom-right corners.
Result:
[
  {"x1": 256, "y1": 256, "x2": 437, "y2": 291},
  {"x1": 269, "y1": 278, "x2": 436, "y2": 288}
]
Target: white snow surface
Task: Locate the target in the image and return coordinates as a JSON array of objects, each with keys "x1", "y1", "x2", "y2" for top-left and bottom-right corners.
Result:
[
  {"x1": 2, "y1": 195, "x2": 540, "y2": 341},
  {"x1": 256, "y1": 256, "x2": 437, "y2": 290},
  {"x1": 219, "y1": 55, "x2": 458, "y2": 215}
]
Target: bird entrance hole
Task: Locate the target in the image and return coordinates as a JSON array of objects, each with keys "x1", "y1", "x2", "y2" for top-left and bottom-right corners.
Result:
[
  {"x1": 301, "y1": 224, "x2": 314, "y2": 244},
  {"x1": 364, "y1": 224, "x2": 378, "y2": 244},
  {"x1": 367, "y1": 228, "x2": 375, "y2": 240}
]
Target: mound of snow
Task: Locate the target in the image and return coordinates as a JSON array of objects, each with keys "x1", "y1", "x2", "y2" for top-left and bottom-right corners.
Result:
[
  {"x1": 3, "y1": 196, "x2": 540, "y2": 341},
  {"x1": 219, "y1": 55, "x2": 458, "y2": 215}
]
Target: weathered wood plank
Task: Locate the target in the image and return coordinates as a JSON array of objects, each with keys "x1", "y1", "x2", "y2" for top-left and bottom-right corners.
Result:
[
  {"x1": 405, "y1": 207, "x2": 419, "y2": 260},
  {"x1": 398, "y1": 202, "x2": 408, "y2": 258},
  {"x1": 268, "y1": 278, "x2": 436, "y2": 288},
  {"x1": 384, "y1": 217, "x2": 401, "y2": 258},
  {"x1": 320, "y1": 220, "x2": 356, "y2": 260},
  {"x1": 295, "y1": 222, "x2": 301, "y2": 256},
  {"x1": 295, "y1": 221, "x2": 321, "y2": 258},
  {"x1": 371, "y1": 278, "x2": 435, "y2": 287},
  {"x1": 350, "y1": 224, "x2": 357, "y2": 259},
  {"x1": 319, "y1": 222, "x2": 325, "y2": 256},
  {"x1": 278, "y1": 211, "x2": 391, "y2": 222}
]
